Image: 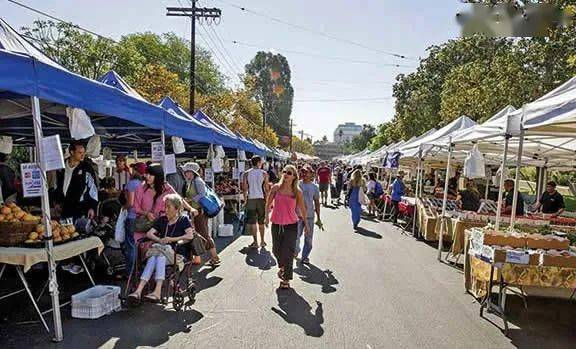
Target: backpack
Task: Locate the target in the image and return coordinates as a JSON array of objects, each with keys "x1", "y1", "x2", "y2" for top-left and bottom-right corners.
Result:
[{"x1": 374, "y1": 181, "x2": 384, "y2": 197}]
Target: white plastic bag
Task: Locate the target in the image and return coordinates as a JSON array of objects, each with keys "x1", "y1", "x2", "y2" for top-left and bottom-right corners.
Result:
[
  {"x1": 215, "y1": 145, "x2": 225, "y2": 159},
  {"x1": 359, "y1": 189, "x2": 369, "y2": 206},
  {"x1": 172, "y1": 136, "x2": 186, "y2": 154},
  {"x1": 67, "y1": 107, "x2": 95, "y2": 139},
  {"x1": 0, "y1": 136, "x2": 13, "y2": 154},
  {"x1": 114, "y1": 208, "x2": 127, "y2": 243},
  {"x1": 463, "y1": 144, "x2": 485, "y2": 179},
  {"x1": 494, "y1": 164, "x2": 509, "y2": 186},
  {"x1": 237, "y1": 150, "x2": 247, "y2": 161},
  {"x1": 212, "y1": 158, "x2": 223, "y2": 173},
  {"x1": 86, "y1": 135, "x2": 101, "y2": 158}
]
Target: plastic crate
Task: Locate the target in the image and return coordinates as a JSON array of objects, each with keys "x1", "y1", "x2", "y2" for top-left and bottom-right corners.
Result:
[
  {"x1": 71, "y1": 285, "x2": 121, "y2": 319},
  {"x1": 218, "y1": 224, "x2": 234, "y2": 237}
]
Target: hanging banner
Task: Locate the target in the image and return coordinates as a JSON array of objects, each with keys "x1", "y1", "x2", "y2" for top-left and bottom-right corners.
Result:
[
  {"x1": 41, "y1": 135, "x2": 65, "y2": 171},
  {"x1": 164, "y1": 154, "x2": 177, "y2": 175},
  {"x1": 151, "y1": 142, "x2": 164, "y2": 162},
  {"x1": 20, "y1": 163, "x2": 42, "y2": 198},
  {"x1": 205, "y1": 168, "x2": 214, "y2": 183}
]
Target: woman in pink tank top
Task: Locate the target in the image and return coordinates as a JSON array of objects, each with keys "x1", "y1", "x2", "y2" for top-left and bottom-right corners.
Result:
[{"x1": 265, "y1": 164, "x2": 309, "y2": 289}]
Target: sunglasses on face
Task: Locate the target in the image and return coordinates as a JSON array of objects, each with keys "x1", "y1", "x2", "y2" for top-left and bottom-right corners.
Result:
[{"x1": 283, "y1": 170, "x2": 294, "y2": 176}]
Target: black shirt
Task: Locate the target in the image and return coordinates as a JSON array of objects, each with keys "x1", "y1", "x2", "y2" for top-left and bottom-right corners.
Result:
[
  {"x1": 540, "y1": 191, "x2": 565, "y2": 214},
  {"x1": 505, "y1": 190, "x2": 524, "y2": 216},
  {"x1": 152, "y1": 215, "x2": 193, "y2": 258},
  {"x1": 448, "y1": 177, "x2": 459, "y2": 195},
  {"x1": 459, "y1": 190, "x2": 480, "y2": 212}
]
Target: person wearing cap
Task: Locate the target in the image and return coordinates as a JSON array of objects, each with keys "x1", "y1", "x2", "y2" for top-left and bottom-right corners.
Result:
[
  {"x1": 533, "y1": 181, "x2": 565, "y2": 217},
  {"x1": 390, "y1": 171, "x2": 405, "y2": 224},
  {"x1": 120, "y1": 162, "x2": 147, "y2": 278},
  {"x1": 113, "y1": 154, "x2": 131, "y2": 191},
  {"x1": 182, "y1": 162, "x2": 221, "y2": 267}
]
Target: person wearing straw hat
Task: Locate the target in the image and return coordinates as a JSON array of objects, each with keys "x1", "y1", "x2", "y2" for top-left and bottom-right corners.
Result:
[{"x1": 182, "y1": 162, "x2": 221, "y2": 267}]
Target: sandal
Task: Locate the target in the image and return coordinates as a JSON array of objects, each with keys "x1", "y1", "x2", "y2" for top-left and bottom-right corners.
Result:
[
  {"x1": 260, "y1": 242, "x2": 267, "y2": 248},
  {"x1": 144, "y1": 293, "x2": 161, "y2": 303},
  {"x1": 209, "y1": 258, "x2": 221, "y2": 267},
  {"x1": 278, "y1": 281, "x2": 291, "y2": 289},
  {"x1": 127, "y1": 293, "x2": 141, "y2": 306},
  {"x1": 277, "y1": 268, "x2": 284, "y2": 280},
  {"x1": 249, "y1": 242, "x2": 259, "y2": 249}
]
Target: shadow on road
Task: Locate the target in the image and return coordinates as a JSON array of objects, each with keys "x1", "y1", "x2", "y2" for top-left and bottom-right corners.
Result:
[
  {"x1": 294, "y1": 262, "x2": 339, "y2": 294},
  {"x1": 194, "y1": 267, "x2": 223, "y2": 294},
  {"x1": 239, "y1": 246, "x2": 277, "y2": 270},
  {"x1": 355, "y1": 227, "x2": 383, "y2": 239},
  {"x1": 271, "y1": 289, "x2": 324, "y2": 337}
]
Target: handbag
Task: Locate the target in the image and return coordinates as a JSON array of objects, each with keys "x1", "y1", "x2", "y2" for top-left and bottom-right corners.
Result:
[
  {"x1": 134, "y1": 215, "x2": 154, "y2": 232},
  {"x1": 359, "y1": 189, "x2": 369, "y2": 206},
  {"x1": 198, "y1": 184, "x2": 224, "y2": 218},
  {"x1": 191, "y1": 234, "x2": 207, "y2": 256}
]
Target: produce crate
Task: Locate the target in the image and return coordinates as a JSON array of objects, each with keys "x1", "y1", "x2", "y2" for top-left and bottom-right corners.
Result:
[
  {"x1": 0, "y1": 221, "x2": 38, "y2": 246},
  {"x1": 71, "y1": 285, "x2": 121, "y2": 319}
]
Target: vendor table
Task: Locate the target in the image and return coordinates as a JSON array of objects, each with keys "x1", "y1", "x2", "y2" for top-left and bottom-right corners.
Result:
[
  {"x1": 463, "y1": 232, "x2": 576, "y2": 334},
  {"x1": 444, "y1": 219, "x2": 486, "y2": 262},
  {"x1": 415, "y1": 202, "x2": 439, "y2": 241},
  {"x1": 0, "y1": 237, "x2": 103, "y2": 332}
]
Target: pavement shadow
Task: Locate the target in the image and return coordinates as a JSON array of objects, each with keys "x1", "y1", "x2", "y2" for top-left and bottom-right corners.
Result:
[
  {"x1": 239, "y1": 246, "x2": 277, "y2": 270},
  {"x1": 271, "y1": 289, "x2": 324, "y2": 337},
  {"x1": 294, "y1": 263, "x2": 339, "y2": 294},
  {"x1": 487, "y1": 295, "x2": 576, "y2": 347},
  {"x1": 194, "y1": 267, "x2": 223, "y2": 294},
  {"x1": 355, "y1": 227, "x2": 383, "y2": 239},
  {"x1": 1, "y1": 304, "x2": 204, "y2": 348}
]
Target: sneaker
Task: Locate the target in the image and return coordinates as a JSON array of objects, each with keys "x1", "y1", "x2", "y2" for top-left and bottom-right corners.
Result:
[
  {"x1": 301, "y1": 258, "x2": 310, "y2": 265},
  {"x1": 69, "y1": 265, "x2": 84, "y2": 275}
]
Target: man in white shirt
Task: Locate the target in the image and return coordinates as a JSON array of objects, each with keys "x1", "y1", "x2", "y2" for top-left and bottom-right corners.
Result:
[{"x1": 242, "y1": 156, "x2": 270, "y2": 248}]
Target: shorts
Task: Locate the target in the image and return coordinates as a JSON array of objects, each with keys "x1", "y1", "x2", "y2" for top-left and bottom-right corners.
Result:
[
  {"x1": 319, "y1": 183, "x2": 329, "y2": 192},
  {"x1": 246, "y1": 198, "x2": 266, "y2": 225}
]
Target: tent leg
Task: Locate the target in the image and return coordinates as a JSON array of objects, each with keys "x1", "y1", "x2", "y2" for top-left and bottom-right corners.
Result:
[
  {"x1": 510, "y1": 129, "x2": 525, "y2": 230},
  {"x1": 438, "y1": 138, "x2": 453, "y2": 261},
  {"x1": 31, "y1": 96, "x2": 63, "y2": 342},
  {"x1": 495, "y1": 135, "x2": 511, "y2": 231},
  {"x1": 412, "y1": 157, "x2": 422, "y2": 237}
]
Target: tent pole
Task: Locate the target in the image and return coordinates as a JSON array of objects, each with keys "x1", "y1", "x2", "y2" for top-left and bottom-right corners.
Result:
[
  {"x1": 535, "y1": 167, "x2": 542, "y2": 199},
  {"x1": 382, "y1": 170, "x2": 393, "y2": 220},
  {"x1": 484, "y1": 168, "x2": 490, "y2": 200},
  {"x1": 31, "y1": 96, "x2": 63, "y2": 342},
  {"x1": 161, "y1": 130, "x2": 166, "y2": 180},
  {"x1": 510, "y1": 129, "x2": 525, "y2": 230},
  {"x1": 495, "y1": 134, "x2": 511, "y2": 231},
  {"x1": 437, "y1": 138, "x2": 453, "y2": 261},
  {"x1": 412, "y1": 152, "x2": 422, "y2": 237}
]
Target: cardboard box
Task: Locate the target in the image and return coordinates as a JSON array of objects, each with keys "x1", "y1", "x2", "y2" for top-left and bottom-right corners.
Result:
[
  {"x1": 525, "y1": 234, "x2": 570, "y2": 250},
  {"x1": 541, "y1": 254, "x2": 576, "y2": 268},
  {"x1": 483, "y1": 230, "x2": 526, "y2": 248}
]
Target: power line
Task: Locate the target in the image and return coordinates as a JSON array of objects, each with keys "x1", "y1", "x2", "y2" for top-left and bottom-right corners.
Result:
[
  {"x1": 207, "y1": 25, "x2": 244, "y2": 73},
  {"x1": 197, "y1": 30, "x2": 240, "y2": 84},
  {"x1": 8, "y1": 0, "x2": 118, "y2": 43},
  {"x1": 294, "y1": 97, "x2": 393, "y2": 103},
  {"x1": 231, "y1": 40, "x2": 414, "y2": 68},
  {"x1": 213, "y1": 0, "x2": 418, "y2": 61}
]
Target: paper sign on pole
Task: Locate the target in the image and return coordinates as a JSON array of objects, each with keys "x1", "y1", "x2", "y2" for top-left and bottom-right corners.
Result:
[
  {"x1": 232, "y1": 167, "x2": 239, "y2": 180},
  {"x1": 238, "y1": 161, "x2": 245, "y2": 172},
  {"x1": 20, "y1": 163, "x2": 42, "y2": 198},
  {"x1": 205, "y1": 168, "x2": 214, "y2": 183},
  {"x1": 164, "y1": 154, "x2": 177, "y2": 175},
  {"x1": 41, "y1": 135, "x2": 65, "y2": 171},
  {"x1": 151, "y1": 142, "x2": 164, "y2": 162}
]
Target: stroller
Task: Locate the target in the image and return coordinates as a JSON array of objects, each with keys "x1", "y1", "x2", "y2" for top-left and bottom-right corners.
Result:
[
  {"x1": 125, "y1": 238, "x2": 198, "y2": 311},
  {"x1": 90, "y1": 197, "x2": 124, "y2": 276}
]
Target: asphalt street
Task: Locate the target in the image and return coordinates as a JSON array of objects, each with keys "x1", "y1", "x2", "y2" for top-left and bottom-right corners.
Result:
[{"x1": 2, "y1": 204, "x2": 575, "y2": 348}]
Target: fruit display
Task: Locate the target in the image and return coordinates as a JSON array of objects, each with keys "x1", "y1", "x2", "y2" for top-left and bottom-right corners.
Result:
[
  {"x1": 24, "y1": 220, "x2": 79, "y2": 244},
  {"x1": 214, "y1": 173, "x2": 239, "y2": 195},
  {"x1": 0, "y1": 202, "x2": 39, "y2": 223}
]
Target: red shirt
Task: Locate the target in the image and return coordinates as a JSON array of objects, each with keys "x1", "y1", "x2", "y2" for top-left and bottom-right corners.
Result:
[{"x1": 317, "y1": 167, "x2": 331, "y2": 184}]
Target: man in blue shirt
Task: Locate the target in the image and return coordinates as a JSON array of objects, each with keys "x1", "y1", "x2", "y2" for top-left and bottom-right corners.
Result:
[
  {"x1": 390, "y1": 171, "x2": 405, "y2": 224},
  {"x1": 296, "y1": 166, "x2": 321, "y2": 264}
]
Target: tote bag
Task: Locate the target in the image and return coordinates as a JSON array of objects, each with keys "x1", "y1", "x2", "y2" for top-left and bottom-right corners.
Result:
[{"x1": 199, "y1": 185, "x2": 224, "y2": 218}]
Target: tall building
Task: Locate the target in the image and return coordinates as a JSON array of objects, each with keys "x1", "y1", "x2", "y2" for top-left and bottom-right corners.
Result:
[
  {"x1": 333, "y1": 122, "x2": 363, "y2": 144},
  {"x1": 314, "y1": 141, "x2": 343, "y2": 160}
]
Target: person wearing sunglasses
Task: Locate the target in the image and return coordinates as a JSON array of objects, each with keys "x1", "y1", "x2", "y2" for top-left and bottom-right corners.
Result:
[{"x1": 265, "y1": 165, "x2": 310, "y2": 289}]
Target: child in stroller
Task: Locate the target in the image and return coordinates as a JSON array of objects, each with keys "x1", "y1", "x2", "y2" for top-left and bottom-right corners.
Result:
[
  {"x1": 126, "y1": 194, "x2": 201, "y2": 310},
  {"x1": 91, "y1": 196, "x2": 124, "y2": 276}
]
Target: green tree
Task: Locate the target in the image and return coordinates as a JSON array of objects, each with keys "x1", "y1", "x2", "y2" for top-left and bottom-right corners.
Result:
[{"x1": 245, "y1": 52, "x2": 294, "y2": 136}]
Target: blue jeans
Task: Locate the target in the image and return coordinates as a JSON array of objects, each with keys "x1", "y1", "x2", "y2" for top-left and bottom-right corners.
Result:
[
  {"x1": 123, "y1": 217, "x2": 136, "y2": 277},
  {"x1": 296, "y1": 217, "x2": 315, "y2": 259}
]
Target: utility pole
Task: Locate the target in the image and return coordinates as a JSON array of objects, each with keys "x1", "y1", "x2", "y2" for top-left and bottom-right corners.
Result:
[
  {"x1": 289, "y1": 118, "x2": 293, "y2": 152},
  {"x1": 167, "y1": 3, "x2": 221, "y2": 114}
]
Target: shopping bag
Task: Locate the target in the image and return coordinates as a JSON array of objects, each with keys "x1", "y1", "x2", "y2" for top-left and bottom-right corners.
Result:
[
  {"x1": 67, "y1": 107, "x2": 95, "y2": 139},
  {"x1": 199, "y1": 186, "x2": 224, "y2": 218},
  {"x1": 359, "y1": 189, "x2": 369, "y2": 206},
  {"x1": 114, "y1": 208, "x2": 128, "y2": 243}
]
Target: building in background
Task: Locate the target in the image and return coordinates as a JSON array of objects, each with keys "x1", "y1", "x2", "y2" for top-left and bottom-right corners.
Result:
[
  {"x1": 333, "y1": 122, "x2": 363, "y2": 144},
  {"x1": 314, "y1": 141, "x2": 343, "y2": 160}
]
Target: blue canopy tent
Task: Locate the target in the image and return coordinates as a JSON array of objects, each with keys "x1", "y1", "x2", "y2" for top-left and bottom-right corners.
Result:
[{"x1": 0, "y1": 18, "x2": 227, "y2": 341}]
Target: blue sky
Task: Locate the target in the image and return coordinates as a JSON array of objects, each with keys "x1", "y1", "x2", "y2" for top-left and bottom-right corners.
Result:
[{"x1": 4, "y1": 0, "x2": 465, "y2": 141}]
